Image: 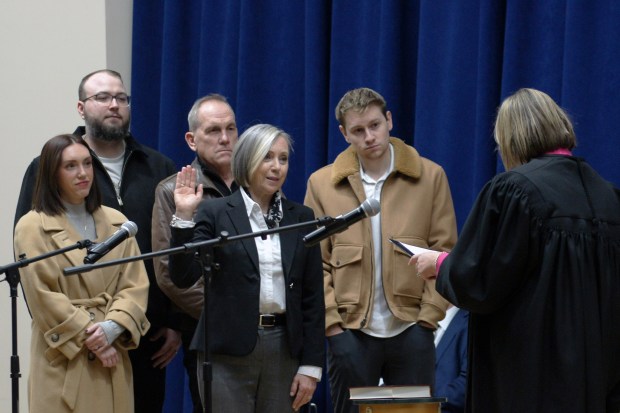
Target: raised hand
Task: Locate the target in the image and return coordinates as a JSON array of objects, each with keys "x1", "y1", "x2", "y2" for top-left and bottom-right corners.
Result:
[{"x1": 173, "y1": 165, "x2": 204, "y2": 220}]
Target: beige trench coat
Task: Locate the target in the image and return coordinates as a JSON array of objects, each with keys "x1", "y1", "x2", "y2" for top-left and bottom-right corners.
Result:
[{"x1": 14, "y1": 206, "x2": 150, "y2": 412}]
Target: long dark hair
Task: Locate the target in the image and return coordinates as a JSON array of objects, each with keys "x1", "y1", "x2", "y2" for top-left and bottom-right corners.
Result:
[{"x1": 32, "y1": 134, "x2": 102, "y2": 215}]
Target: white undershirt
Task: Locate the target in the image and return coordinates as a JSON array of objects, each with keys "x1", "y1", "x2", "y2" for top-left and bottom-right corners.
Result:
[
  {"x1": 360, "y1": 144, "x2": 414, "y2": 338},
  {"x1": 98, "y1": 151, "x2": 124, "y2": 197}
]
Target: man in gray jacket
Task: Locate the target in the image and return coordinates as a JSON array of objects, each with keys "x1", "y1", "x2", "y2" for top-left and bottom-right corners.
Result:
[{"x1": 151, "y1": 94, "x2": 238, "y2": 412}]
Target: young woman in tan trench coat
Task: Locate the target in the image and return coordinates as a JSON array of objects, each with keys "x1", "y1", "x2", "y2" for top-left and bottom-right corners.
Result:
[{"x1": 14, "y1": 134, "x2": 150, "y2": 412}]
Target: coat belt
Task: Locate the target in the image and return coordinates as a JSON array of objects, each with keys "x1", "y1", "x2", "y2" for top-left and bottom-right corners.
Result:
[{"x1": 62, "y1": 293, "x2": 131, "y2": 410}]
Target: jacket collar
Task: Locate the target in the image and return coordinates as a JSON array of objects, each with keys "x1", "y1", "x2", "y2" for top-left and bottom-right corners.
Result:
[
  {"x1": 226, "y1": 191, "x2": 260, "y2": 272},
  {"x1": 224, "y1": 191, "x2": 298, "y2": 279},
  {"x1": 39, "y1": 207, "x2": 124, "y2": 235},
  {"x1": 193, "y1": 157, "x2": 238, "y2": 196},
  {"x1": 330, "y1": 137, "x2": 423, "y2": 184},
  {"x1": 73, "y1": 126, "x2": 148, "y2": 158},
  {"x1": 39, "y1": 208, "x2": 125, "y2": 273}
]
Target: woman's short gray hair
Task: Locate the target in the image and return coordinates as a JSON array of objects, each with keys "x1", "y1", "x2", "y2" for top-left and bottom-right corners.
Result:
[{"x1": 232, "y1": 124, "x2": 293, "y2": 187}]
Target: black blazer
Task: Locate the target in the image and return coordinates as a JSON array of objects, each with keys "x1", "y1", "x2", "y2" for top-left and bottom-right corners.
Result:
[{"x1": 170, "y1": 190, "x2": 325, "y2": 368}]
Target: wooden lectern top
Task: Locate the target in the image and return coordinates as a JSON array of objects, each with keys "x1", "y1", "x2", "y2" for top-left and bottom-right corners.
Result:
[{"x1": 352, "y1": 397, "x2": 447, "y2": 413}]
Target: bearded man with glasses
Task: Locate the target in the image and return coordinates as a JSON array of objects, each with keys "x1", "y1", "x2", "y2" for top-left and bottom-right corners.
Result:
[{"x1": 14, "y1": 69, "x2": 179, "y2": 413}]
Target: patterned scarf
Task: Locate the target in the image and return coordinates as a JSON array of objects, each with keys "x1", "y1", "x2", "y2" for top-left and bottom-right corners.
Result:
[{"x1": 263, "y1": 191, "x2": 283, "y2": 229}]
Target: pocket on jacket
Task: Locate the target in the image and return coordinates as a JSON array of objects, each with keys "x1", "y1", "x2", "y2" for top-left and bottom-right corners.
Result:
[
  {"x1": 391, "y1": 238, "x2": 425, "y2": 299},
  {"x1": 330, "y1": 245, "x2": 363, "y2": 304}
]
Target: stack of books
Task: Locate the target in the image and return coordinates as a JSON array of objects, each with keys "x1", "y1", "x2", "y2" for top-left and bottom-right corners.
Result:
[{"x1": 349, "y1": 385, "x2": 431, "y2": 400}]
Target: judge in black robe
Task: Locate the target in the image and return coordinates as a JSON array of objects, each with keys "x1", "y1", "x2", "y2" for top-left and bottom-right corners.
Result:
[{"x1": 414, "y1": 88, "x2": 620, "y2": 413}]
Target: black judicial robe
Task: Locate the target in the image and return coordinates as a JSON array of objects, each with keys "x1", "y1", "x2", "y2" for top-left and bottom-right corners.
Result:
[{"x1": 437, "y1": 155, "x2": 620, "y2": 413}]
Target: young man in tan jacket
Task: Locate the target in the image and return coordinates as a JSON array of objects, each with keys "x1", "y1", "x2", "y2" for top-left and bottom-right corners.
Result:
[{"x1": 304, "y1": 87, "x2": 457, "y2": 413}]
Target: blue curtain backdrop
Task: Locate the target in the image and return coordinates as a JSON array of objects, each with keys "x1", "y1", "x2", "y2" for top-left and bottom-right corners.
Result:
[{"x1": 131, "y1": 1, "x2": 620, "y2": 412}]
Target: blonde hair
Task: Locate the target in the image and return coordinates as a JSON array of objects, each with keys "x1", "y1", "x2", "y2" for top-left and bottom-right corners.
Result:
[
  {"x1": 494, "y1": 88, "x2": 576, "y2": 170},
  {"x1": 232, "y1": 124, "x2": 292, "y2": 187},
  {"x1": 335, "y1": 87, "x2": 388, "y2": 128}
]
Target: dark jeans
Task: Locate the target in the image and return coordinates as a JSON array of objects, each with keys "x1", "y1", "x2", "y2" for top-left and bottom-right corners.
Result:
[{"x1": 326, "y1": 324, "x2": 436, "y2": 413}]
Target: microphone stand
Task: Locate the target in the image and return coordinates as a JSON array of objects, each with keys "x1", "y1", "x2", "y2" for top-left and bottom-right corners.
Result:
[
  {"x1": 64, "y1": 216, "x2": 333, "y2": 413},
  {"x1": 0, "y1": 239, "x2": 92, "y2": 413}
]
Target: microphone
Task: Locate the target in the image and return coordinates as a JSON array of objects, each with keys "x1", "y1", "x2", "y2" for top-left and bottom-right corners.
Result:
[
  {"x1": 303, "y1": 198, "x2": 380, "y2": 246},
  {"x1": 83, "y1": 221, "x2": 138, "y2": 264}
]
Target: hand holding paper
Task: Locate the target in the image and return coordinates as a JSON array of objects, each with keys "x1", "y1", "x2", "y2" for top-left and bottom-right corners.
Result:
[
  {"x1": 389, "y1": 238, "x2": 438, "y2": 257},
  {"x1": 390, "y1": 239, "x2": 442, "y2": 280}
]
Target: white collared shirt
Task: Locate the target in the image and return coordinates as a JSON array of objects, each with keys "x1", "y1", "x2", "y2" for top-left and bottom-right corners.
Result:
[
  {"x1": 240, "y1": 189, "x2": 286, "y2": 313},
  {"x1": 240, "y1": 189, "x2": 322, "y2": 381},
  {"x1": 360, "y1": 144, "x2": 414, "y2": 338}
]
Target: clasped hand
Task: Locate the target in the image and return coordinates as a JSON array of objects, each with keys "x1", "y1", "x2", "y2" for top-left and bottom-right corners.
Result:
[{"x1": 85, "y1": 323, "x2": 118, "y2": 368}]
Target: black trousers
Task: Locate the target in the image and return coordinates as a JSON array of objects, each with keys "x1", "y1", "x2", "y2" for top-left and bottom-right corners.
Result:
[
  {"x1": 326, "y1": 324, "x2": 436, "y2": 413},
  {"x1": 181, "y1": 328, "x2": 203, "y2": 413},
  {"x1": 130, "y1": 329, "x2": 167, "y2": 413}
]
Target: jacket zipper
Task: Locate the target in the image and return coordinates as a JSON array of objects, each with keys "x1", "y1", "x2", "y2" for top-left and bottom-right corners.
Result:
[
  {"x1": 360, "y1": 200, "x2": 377, "y2": 329},
  {"x1": 115, "y1": 148, "x2": 134, "y2": 207},
  {"x1": 360, "y1": 179, "x2": 390, "y2": 329}
]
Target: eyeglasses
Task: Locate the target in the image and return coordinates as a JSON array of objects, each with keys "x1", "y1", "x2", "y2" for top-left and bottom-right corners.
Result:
[{"x1": 82, "y1": 93, "x2": 131, "y2": 107}]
